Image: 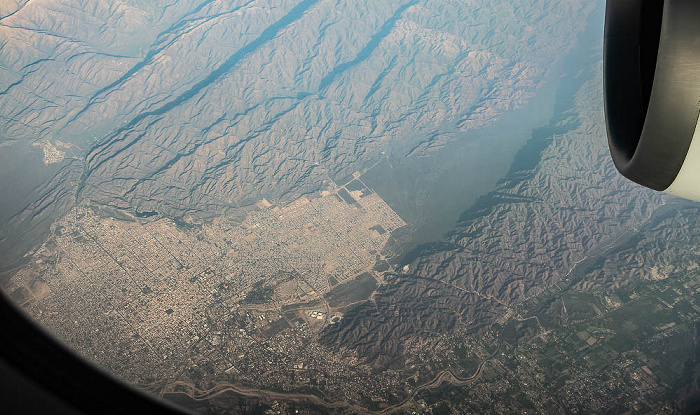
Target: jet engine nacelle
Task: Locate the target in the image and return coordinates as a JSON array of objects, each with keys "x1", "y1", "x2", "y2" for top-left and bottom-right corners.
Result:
[{"x1": 604, "y1": 0, "x2": 700, "y2": 201}]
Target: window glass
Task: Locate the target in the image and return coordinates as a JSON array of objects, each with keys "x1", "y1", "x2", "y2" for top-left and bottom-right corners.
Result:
[{"x1": 1, "y1": 0, "x2": 698, "y2": 413}]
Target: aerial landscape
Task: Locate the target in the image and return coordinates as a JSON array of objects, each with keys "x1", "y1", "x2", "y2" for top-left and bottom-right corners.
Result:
[{"x1": 1, "y1": 0, "x2": 699, "y2": 414}]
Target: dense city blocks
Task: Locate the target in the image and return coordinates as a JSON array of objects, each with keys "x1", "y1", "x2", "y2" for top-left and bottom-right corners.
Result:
[{"x1": 6, "y1": 180, "x2": 410, "y2": 407}]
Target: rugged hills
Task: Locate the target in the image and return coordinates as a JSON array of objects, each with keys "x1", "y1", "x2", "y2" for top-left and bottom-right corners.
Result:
[
  {"x1": 0, "y1": 0, "x2": 591, "y2": 265},
  {"x1": 320, "y1": 47, "x2": 667, "y2": 370},
  {"x1": 5, "y1": 1, "x2": 695, "y2": 414}
]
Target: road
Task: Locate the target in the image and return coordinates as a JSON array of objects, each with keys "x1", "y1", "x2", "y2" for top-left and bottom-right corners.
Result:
[{"x1": 160, "y1": 332, "x2": 504, "y2": 414}]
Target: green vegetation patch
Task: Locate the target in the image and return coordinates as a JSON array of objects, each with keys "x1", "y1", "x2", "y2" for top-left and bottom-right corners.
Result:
[
  {"x1": 325, "y1": 272, "x2": 377, "y2": 308},
  {"x1": 501, "y1": 318, "x2": 540, "y2": 347},
  {"x1": 281, "y1": 298, "x2": 323, "y2": 312},
  {"x1": 373, "y1": 259, "x2": 390, "y2": 272},
  {"x1": 334, "y1": 173, "x2": 355, "y2": 187},
  {"x1": 345, "y1": 179, "x2": 367, "y2": 192},
  {"x1": 262, "y1": 318, "x2": 291, "y2": 337},
  {"x1": 243, "y1": 280, "x2": 274, "y2": 304},
  {"x1": 337, "y1": 188, "x2": 359, "y2": 205},
  {"x1": 562, "y1": 293, "x2": 601, "y2": 321},
  {"x1": 9, "y1": 286, "x2": 30, "y2": 304},
  {"x1": 605, "y1": 296, "x2": 678, "y2": 353},
  {"x1": 173, "y1": 217, "x2": 202, "y2": 231},
  {"x1": 369, "y1": 224, "x2": 387, "y2": 235}
]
